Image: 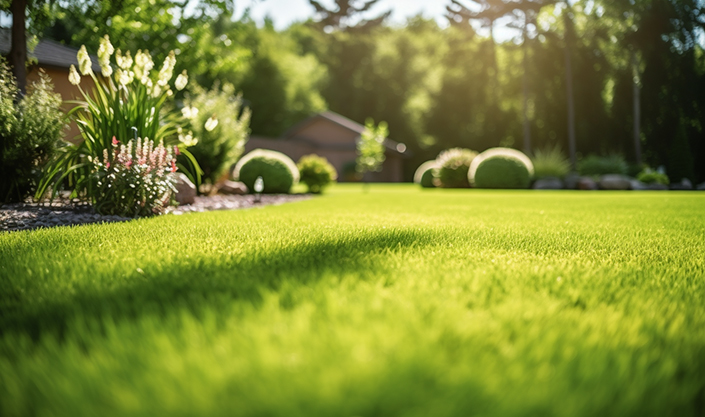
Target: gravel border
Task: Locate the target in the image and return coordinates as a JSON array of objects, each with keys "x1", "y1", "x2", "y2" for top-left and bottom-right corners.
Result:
[{"x1": 0, "y1": 194, "x2": 311, "y2": 233}]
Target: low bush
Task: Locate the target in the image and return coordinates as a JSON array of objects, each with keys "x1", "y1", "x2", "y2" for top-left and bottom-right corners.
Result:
[
  {"x1": 637, "y1": 168, "x2": 670, "y2": 185},
  {"x1": 532, "y1": 145, "x2": 570, "y2": 179},
  {"x1": 414, "y1": 161, "x2": 438, "y2": 188},
  {"x1": 0, "y1": 58, "x2": 65, "y2": 203},
  {"x1": 93, "y1": 137, "x2": 178, "y2": 216},
  {"x1": 434, "y1": 148, "x2": 478, "y2": 188},
  {"x1": 297, "y1": 154, "x2": 337, "y2": 194},
  {"x1": 578, "y1": 154, "x2": 628, "y2": 176},
  {"x1": 233, "y1": 149, "x2": 299, "y2": 194},
  {"x1": 184, "y1": 83, "x2": 251, "y2": 184},
  {"x1": 469, "y1": 147, "x2": 534, "y2": 189}
]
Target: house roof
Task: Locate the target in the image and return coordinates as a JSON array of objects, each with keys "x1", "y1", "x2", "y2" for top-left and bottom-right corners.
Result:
[
  {"x1": 284, "y1": 111, "x2": 366, "y2": 138},
  {"x1": 284, "y1": 111, "x2": 410, "y2": 156},
  {"x1": 0, "y1": 28, "x2": 101, "y2": 73}
]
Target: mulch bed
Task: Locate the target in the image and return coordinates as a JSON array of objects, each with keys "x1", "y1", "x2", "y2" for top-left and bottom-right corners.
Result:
[{"x1": 0, "y1": 194, "x2": 311, "y2": 233}]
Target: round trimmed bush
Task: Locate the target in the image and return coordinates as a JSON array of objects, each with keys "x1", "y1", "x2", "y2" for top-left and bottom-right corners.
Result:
[
  {"x1": 434, "y1": 148, "x2": 478, "y2": 188},
  {"x1": 414, "y1": 160, "x2": 438, "y2": 188},
  {"x1": 469, "y1": 148, "x2": 534, "y2": 189},
  {"x1": 233, "y1": 149, "x2": 299, "y2": 194},
  {"x1": 297, "y1": 154, "x2": 337, "y2": 194}
]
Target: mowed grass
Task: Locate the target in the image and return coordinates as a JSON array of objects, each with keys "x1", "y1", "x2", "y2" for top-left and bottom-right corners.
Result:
[{"x1": 1, "y1": 185, "x2": 704, "y2": 417}]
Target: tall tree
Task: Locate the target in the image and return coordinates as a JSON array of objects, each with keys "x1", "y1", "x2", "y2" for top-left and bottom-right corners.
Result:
[
  {"x1": 308, "y1": 0, "x2": 391, "y2": 32},
  {"x1": 446, "y1": 0, "x2": 512, "y2": 99},
  {"x1": 1, "y1": 0, "x2": 55, "y2": 95}
]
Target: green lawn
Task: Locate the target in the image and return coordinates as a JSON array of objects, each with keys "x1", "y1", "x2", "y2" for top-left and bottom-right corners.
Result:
[{"x1": 1, "y1": 185, "x2": 704, "y2": 416}]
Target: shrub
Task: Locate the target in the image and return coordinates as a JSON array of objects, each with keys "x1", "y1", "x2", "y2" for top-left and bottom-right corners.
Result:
[
  {"x1": 0, "y1": 58, "x2": 65, "y2": 203},
  {"x1": 356, "y1": 119, "x2": 387, "y2": 177},
  {"x1": 434, "y1": 148, "x2": 478, "y2": 188},
  {"x1": 469, "y1": 147, "x2": 534, "y2": 189},
  {"x1": 577, "y1": 154, "x2": 628, "y2": 176},
  {"x1": 297, "y1": 154, "x2": 337, "y2": 194},
  {"x1": 637, "y1": 168, "x2": 670, "y2": 185},
  {"x1": 413, "y1": 160, "x2": 438, "y2": 188},
  {"x1": 532, "y1": 145, "x2": 570, "y2": 179},
  {"x1": 233, "y1": 149, "x2": 299, "y2": 194},
  {"x1": 37, "y1": 35, "x2": 202, "y2": 211},
  {"x1": 93, "y1": 137, "x2": 178, "y2": 217},
  {"x1": 184, "y1": 83, "x2": 251, "y2": 184}
]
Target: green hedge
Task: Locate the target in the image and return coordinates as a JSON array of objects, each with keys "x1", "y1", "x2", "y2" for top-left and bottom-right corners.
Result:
[
  {"x1": 297, "y1": 154, "x2": 337, "y2": 194},
  {"x1": 434, "y1": 148, "x2": 478, "y2": 188},
  {"x1": 469, "y1": 148, "x2": 534, "y2": 189},
  {"x1": 233, "y1": 149, "x2": 299, "y2": 194},
  {"x1": 414, "y1": 161, "x2": 438, "y2": 188}
]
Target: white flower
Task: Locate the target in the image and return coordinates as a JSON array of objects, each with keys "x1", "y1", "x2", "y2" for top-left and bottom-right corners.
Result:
[
  {"x1": 175, "y1": 70, "x2": 188, "y2": 91},
  {"x1": 157, "y1": 51, "x2": 176, "y2": 87},
  {"x1": 178, "y1": 130, "x2": 198, "y2": 147},
  {"x1": 97, "y1": 35, "x2": 114, "y2": 76},
  {"x1": 68, "y1": 65, "x2": 81, "y2": 85},
  {"x1": 116, "y1": 49, "x2": 133, "y2": 71},
  {"x1": 204, "y1": 116, "x2": 218, "y2": 132},
  {"x1": 150, "y1": 83, "x2": 162, "y2": 98},
  {"x1": 181, "y1": 106, "x2": 198, "y2": 119},
  {"x1": 77, "y1": 45, "x2": 93, "y2": 75},
  {"x1": 134, "y1": 50, "x2": 155, "y2": 85}
]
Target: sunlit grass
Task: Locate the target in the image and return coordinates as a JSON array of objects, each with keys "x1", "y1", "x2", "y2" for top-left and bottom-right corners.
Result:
[{"x1": 1, "y1": 185, "x2": 704, "y2": 416}]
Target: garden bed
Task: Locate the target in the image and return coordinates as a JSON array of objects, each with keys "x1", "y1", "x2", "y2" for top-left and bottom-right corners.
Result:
[{"x1": 0, "y1": 194, "x2": 310, "y2": 232}]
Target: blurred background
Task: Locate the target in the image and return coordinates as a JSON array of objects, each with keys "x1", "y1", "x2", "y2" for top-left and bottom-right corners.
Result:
[{"x1": 2, "y1": 0, "x2": 704, "y2": 183}]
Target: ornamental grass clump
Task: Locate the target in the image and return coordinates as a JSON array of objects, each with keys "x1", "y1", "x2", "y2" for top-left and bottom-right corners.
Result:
[
  {"x1": 433, "y1": 148, "x2": 478, "y2": 188},
  {"x1": 93, "y1": 137, "x2": 178, "y2": 217},
  {"x1": 37, "y1": 35, "x2": 203, "y2": 205},
  {"x1": 532, "y1": 145, "x2": 570, "y2": 179},
  {"x1": 297, "y1": 154, "x2": 337, "y2": 194}
]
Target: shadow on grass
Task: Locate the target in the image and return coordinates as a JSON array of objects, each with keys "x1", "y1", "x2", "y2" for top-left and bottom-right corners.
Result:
[{"x1": 0, "y1": 228, "x2": 437, "y2": 343}]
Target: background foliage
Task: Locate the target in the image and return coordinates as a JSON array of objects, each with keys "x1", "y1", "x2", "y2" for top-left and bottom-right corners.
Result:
[
  {"x1": 3, "y1": 0, "x2": 705, "y2": 183},
  {"x1": 0, "y1": 57, "x2": 64, "y2": 203}
]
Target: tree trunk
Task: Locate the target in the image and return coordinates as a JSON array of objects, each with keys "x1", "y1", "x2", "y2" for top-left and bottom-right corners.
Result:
[
  {"x1": 563, "y1": 8, "x2": 576, "y2": 170},
  {"x1": 522, "y1": 12, "x2": 531, "y2": 154},
  {"x1": 9, "y1": 0, "x2": 27, "y2": 96},
  {"x1": 489, "y1": 21, "x2": 499, "y2": 102},
  {"x1": 631, "y1": 50, "x2": 642, "y2": 166}
]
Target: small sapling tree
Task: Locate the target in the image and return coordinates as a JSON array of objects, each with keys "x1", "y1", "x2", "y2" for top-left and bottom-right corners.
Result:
[{"x1": 356, "y1": 119, "x2": 388, "y2": 191}]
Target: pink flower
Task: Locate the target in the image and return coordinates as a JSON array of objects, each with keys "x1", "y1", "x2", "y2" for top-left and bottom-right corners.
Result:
[
  {"x1": 174, "y1": 145, "x2": 180, "y2": 156},
  {"x1": 112, "y1": 136, "x2": 119, "y2": 146},
  {"x1": 106, "y1": 162, "x2": 111, "y2": 169},
  {"x1": 126, "y1": 160, "x2": 133, "y2": 169},
  {"x1": 171, "y1": 160, "x2": 177, "y2": 173}
]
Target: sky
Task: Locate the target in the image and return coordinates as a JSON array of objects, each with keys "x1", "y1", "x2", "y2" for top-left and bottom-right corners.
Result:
[{"x1": 236, "y1": 0, "x2": 451, "y2": 29}]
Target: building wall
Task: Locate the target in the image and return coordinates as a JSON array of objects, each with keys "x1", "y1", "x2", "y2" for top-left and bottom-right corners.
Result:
[
  {"x1": 294, "y1": 119, "x2": 360, "y2": 146},
  {"x1": 27, "y1": 65, "x2": 95, "y2": 143},
  {"x1": 245, "y1": 136, "x2": 404, "y2": 183}
]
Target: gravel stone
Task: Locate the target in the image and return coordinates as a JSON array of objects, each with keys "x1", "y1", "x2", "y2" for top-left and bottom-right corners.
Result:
[{"x1": 1, "y1": 194, "x2": 310, "y2": 233}]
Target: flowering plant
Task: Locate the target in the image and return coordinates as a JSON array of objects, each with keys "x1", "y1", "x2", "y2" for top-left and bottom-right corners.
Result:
[
  {"x1": 37, "y1": 35, "x2": 203, "y2": 206},
  {"x1": 93, "y1": 137, "x2": 178, "y2": 217}
]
